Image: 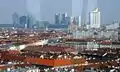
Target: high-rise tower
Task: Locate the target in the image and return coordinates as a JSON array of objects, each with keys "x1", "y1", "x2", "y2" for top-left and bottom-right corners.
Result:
[
  {"x1": 90, "y1": 8, "x2": 100, "y2": 28},
  {"x1": 81, "y1": 0, "x2": 98, "y2": 25},
  {"x1": 81, "y1": 0, "x2": 88, "y2": 25},
  {"x1": 12, "y1": 12, "x2": 19, "y2": 28},
  {"x1": 61, "y1": 13, "x2": 67, "y2": 24},
  {"x1": 55, "y1": 13, "x2": 61, "y2": 24},
  {"x1": 76, "y1": 16, "x2": 81, "y2": 27},
  {"x1": 87, "y1": 0, "x2": 98, "y2": 24}
]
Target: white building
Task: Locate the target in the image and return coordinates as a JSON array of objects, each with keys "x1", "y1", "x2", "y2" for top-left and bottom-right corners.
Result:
[
  {"x1": 96, "y1": 31, "x2": 118, "y2": 41},
  {"x1": 90, "y1": 8, "x2": 100, "y2": 28},
  {"x1": 73, "y1": 31, "x2": 93, "y2": 39},
  {"x1": 87, "y1": 42, "x2": 99, "y2": 49},
  {"x1": 76, "y1": 16, "x2": 81, "y2": 27}
]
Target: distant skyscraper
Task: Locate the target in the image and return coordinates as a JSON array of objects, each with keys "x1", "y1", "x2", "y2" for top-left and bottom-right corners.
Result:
[
  {"x1": 90, "y1": 8, "x2": 100, "y2": 28},
  {"x1": 76, "y1": 16, "x2": 81, "y2": 27},
  {"x1": 61, "y1": 13, "x2": 67, "y2": 24},
  {"x1": 72, "y1": 17, "x2": 77, "y2": 25},
  {"x1": 81, "y1": 0, "x2": 98, "y2": 25},
  {"x1": 81, "y1": 0, "x2": 88, "y2": 24},
  {"x1": 12, "y1": 12, "x2": 19, "y2": 28},
  {"x1": 27, "y1": 15, "x2": 34, "y2": 28},
  {"x1": 66, "y1": 16, "x2": 71, "y2": 25},
  {"x1": 55, "y1": 13, "x2": 61, "y2": 24},
  {"x1": 68, "y1": 21, "x2": 77, "y2": 33},
  {"x1": 88, "y1": 12, "x2": 91, "y2": 24},
  {"x1": 35, "y1": 20, "x2": 40, "y2": 29},
  {"x1": 19, "y1": 15, "x2": 33, "y2": 28},
  {"x1": 19, "y1": 15, "x2": 27, "y2": 28},
  {"x1": 70, "y1": 16, "x2": 74, "y2": 23}
]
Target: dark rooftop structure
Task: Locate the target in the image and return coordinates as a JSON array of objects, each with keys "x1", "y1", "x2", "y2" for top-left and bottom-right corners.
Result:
[
  {"x1": 48, "y1": 24, "x2": 68, "y2": 29},
  {"x1": 0, "y1": 24, "x2": 13, "y2": 28}
]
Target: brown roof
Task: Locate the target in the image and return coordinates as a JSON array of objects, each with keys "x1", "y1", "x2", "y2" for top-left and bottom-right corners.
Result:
[{"x1": 23, "y1": 45, "x2": 75, "y2": 53}]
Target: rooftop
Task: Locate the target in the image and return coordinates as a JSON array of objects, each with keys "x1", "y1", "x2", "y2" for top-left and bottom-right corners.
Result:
[{"x1": 92, "y1": 8, "x2": 100, "y2": 12}]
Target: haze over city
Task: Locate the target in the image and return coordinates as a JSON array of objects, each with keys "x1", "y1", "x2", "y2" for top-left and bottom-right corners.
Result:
[
  {"x1": 0, "y1": 0, "x2": 120, "y2": 24},
  {"x1": 0, "y1": 0, "x2": 120, "y2": 71}
]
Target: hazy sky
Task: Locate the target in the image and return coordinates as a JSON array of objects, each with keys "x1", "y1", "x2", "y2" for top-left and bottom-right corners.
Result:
[
  {"x1": 0, "y1": 0, "x2": 27, "y2": 24},
  {"x1": 99, "y1": 0, "x2": 120, "y2": 24},
  {"x1": 72, "y1": 0, "x2": 83, "y2": 16},
  {"x1": 40, "y1": 0, "x2": 72, "y2": 23},
  {"x1": 0, "y1": 0, "x2": 120, "y2": 24}
]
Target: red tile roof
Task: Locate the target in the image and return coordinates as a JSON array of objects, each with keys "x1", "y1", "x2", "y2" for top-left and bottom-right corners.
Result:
[
  {"x1": 99, "y1": 40, "x2": 112, "y2": 45},
  {"x1": 8, "y1": 50, "x2": 20, "y2": 54}
]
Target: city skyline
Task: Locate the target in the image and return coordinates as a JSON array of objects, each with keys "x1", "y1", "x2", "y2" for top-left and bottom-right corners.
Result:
[{"x1": 0, "y1": 0, "x2": 120, "y2": 24}]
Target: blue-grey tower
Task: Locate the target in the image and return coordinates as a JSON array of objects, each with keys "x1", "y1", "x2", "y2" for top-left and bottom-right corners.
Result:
[
  {"x1": 61, "y1": 13, "x2": 67, "y2": 25},
  {"x1": 81, "y1": 0, "x2": 88, "y2": 25},
  {"x1": 12, "y1": 12, "x2": 19, "y2": 28},
  {"x1": 55, "y1": 13, "x2": 61, "y2": 24}
]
